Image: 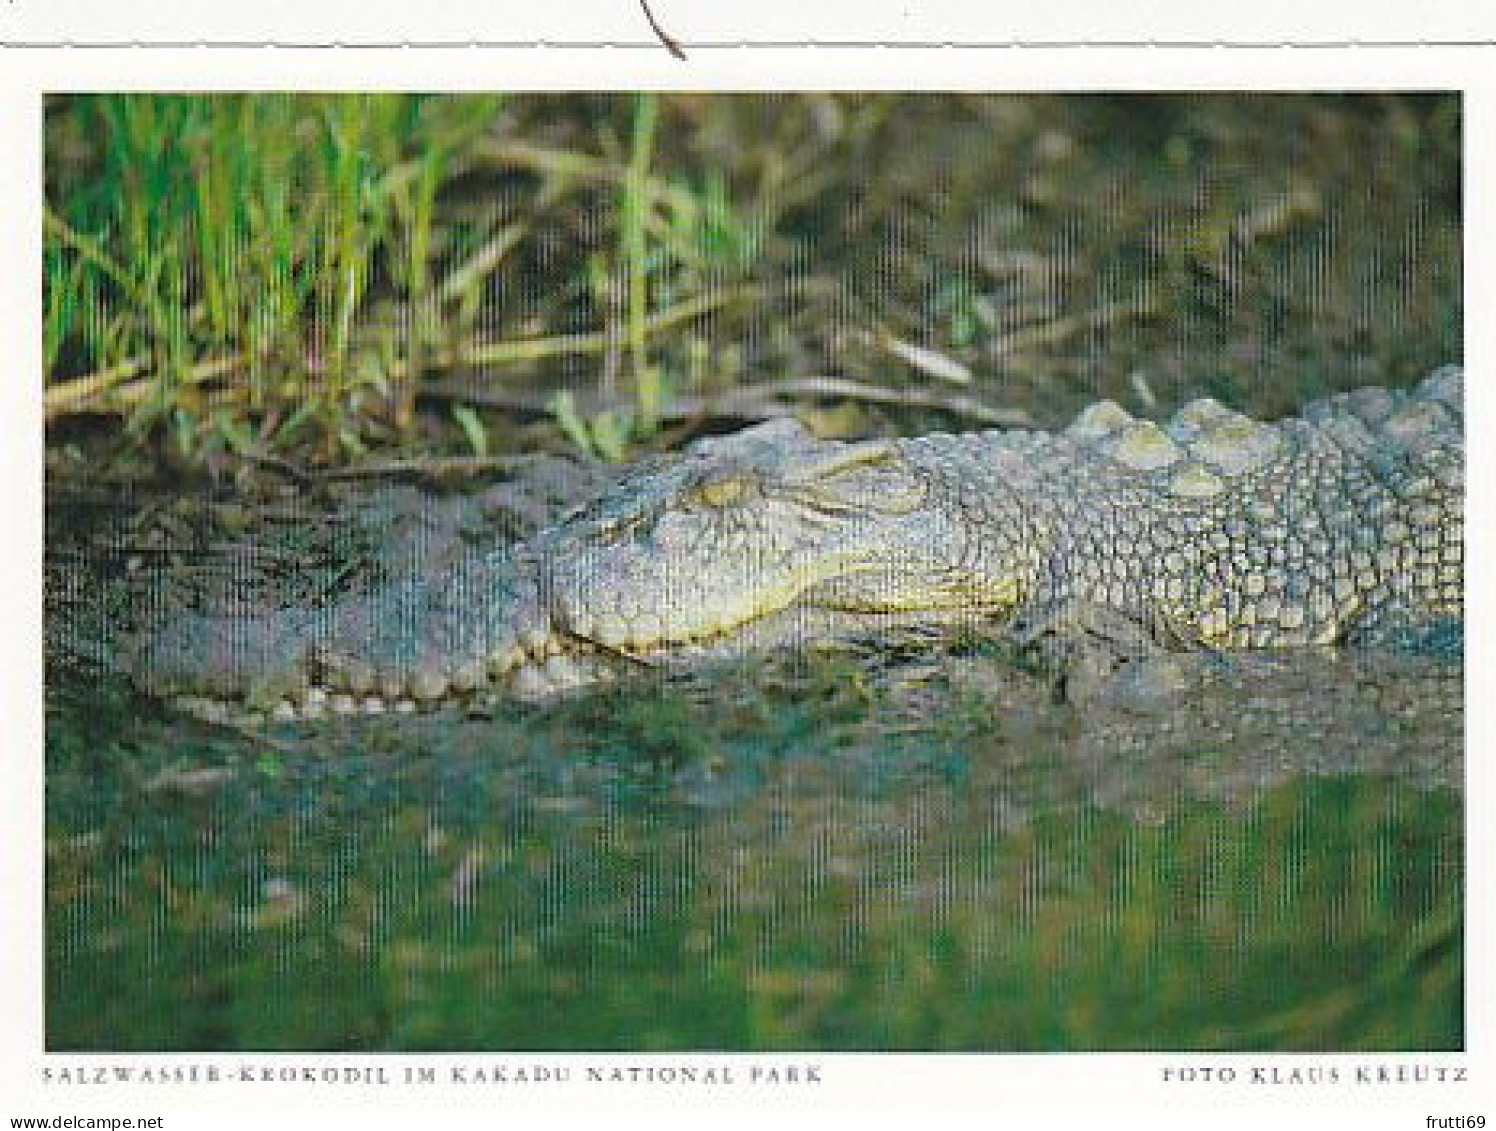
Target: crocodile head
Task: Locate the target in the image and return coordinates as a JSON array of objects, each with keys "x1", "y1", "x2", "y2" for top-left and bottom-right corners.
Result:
[
  {"x1": 134, "y1": 418, "x2": 1038, "y2": 721},
  {"x1": 529, "y1": 418, "x2": 1026, "y2": 663}
]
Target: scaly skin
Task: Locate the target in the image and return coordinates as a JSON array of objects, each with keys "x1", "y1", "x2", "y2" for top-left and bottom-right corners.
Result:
[{"x1": 132, "y1": 365, "x2": 1463, "y2": 722}]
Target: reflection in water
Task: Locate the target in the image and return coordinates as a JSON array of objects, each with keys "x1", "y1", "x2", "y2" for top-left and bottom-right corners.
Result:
[{"x1": 46, "y1": 645, "x2": 1461, "y2": 1052}]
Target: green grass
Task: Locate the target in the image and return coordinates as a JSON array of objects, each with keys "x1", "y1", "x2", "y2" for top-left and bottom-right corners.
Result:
[
  {"x1": 45, "y1": 95, "x2": 505, "y2": 458},
  {"x1": 45, "y1": 93, "x2": 1460, "y2": 466},
  {"x1": 44, "y1": 92, "x2": 771, "y2": 461}
]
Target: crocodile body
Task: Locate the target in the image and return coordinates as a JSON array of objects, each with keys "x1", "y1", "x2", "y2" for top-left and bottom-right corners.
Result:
[{"x1": 133, "y1": 366, "x2": 1464, "y2": 721}]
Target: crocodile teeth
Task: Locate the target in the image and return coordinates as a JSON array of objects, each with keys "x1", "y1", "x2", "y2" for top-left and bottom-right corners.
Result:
[
  {"x1": 628, "y1": 613, "x2": 663, "y2": 648},
  {"x1": 490, "y1": 646, "x2": 524, "y2": 675},
  {"x1": 409, "y1": 666, "x2": 449, "y2": 702},
  {"x1": 520, "y1": 627, "x2": 550, "y2": 656},
  {"x1": 540, "y1": 654, "x2": 584, "y2": 688},
  {"x1": 593, "y1": 615, "x2": 631, "y2": 648},
  {"x1": 511, "y1": 665, "x2": 552, "y2": 699},
  {"x1": 179, "y1": 696, "x2": 231, "y2": 724}
]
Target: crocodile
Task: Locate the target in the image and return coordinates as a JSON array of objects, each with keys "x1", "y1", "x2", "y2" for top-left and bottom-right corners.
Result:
[{"x1": 131, "y1": 365, "x2": 1464, "y2": 722}]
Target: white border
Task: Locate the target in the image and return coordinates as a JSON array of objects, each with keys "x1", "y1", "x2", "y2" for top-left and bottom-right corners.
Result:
[
  {"x1": 1, "y1": 0, "x2": 1494, "y2": 46},
  {"x1": 3, "y1": 41, "x2": 1490, "y2": 1126}
]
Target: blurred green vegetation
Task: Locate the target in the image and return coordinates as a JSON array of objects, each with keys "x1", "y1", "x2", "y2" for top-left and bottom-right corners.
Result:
[
  {"x1": 47, "y1": 768, "x2": 1460, "y2": 1051},
  {"x1": 44, "y1": 93, "x2": 1460, "y2": 465},
  {"x1": 44, "y1": 671, "x2": 1462, "y2": 1053}
]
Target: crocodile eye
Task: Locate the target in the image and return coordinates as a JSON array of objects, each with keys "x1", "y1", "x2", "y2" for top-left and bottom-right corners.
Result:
[{"x1": 691, "y1": 473, "x2": 753, "y2": 508}]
